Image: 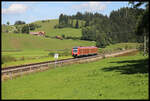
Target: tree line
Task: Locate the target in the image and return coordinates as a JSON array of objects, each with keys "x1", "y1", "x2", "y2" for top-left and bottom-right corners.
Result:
[
  {"x1": 129, "y1": 1, "x2": 149, "y2": 55},
  {"x1": 4, "y1": 20, "x2": 41, "y2": 34},
  {"x1": 56, "y1": 6, "x2": 146, "y2": 48}
]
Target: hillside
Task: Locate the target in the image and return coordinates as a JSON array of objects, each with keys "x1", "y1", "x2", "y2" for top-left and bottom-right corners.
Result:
[
  {"x1": 32, "y1": 19, "x2": 84, "y2": 38},
  {"x1": 1, "y1": 19, "x2": 139, "y2": 68},
  {"x1": 2, "y1": 33, "x2": 95, "y2": 51},
  {"x1": 1, "y1": 19, "x2": 94, "y2": 68},
  {"x1": 2, "y1": 19, "x2": 84, "y2": 38}
]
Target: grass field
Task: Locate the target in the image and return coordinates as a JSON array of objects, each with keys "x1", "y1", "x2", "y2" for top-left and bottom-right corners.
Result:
[
  {"x1": 1, "y1": 41, "x2": 139, "y2": 68},
  {"x1": 2, "y1": 33, "x2": 94, "y2": 51},
  {"x1": 2, "y1": 55, "x2": 72, "y2": 68},
  {"x1": 31, "y1": 19, "x2": 84, "y2": 38},
  {"x1": 1, "y1": 32, "x2": 95, "y2": 68},
  {"x1": 99, "y1": 43, "x2": 140, "y2": 53},
  {"x1": 2, "y1": 52, "x2": 148, "y2": 99},
  {"x1": 2, "y1": 19, "x2": 83, "y2": 38}
]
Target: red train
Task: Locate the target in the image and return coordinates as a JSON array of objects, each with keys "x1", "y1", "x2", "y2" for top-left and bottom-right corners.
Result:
[{"x1": 72, "y1": 46, "x2": 98, "y2": 58}]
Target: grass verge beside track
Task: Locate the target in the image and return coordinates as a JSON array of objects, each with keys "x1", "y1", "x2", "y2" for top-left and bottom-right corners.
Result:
[{"x1": 2, "y1": 52, "x2": 148, "y2": 99}]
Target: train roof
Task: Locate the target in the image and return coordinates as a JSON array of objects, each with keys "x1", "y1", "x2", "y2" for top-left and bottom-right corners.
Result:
[{"x1": 73, "y1": 46, "x2": 97, "y2": 49}]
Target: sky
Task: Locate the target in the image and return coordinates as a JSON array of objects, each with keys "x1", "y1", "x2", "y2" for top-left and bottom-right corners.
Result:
[{"x1": 1, "y1": 1, "x2": 143, "y2": 25}]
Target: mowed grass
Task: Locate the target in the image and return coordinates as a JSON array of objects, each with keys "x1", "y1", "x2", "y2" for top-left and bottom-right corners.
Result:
[{"x1": 2, "y1": 52, "x2": 148, "y2": 99}]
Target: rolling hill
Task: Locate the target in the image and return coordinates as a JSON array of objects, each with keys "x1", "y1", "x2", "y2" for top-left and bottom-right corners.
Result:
[
  {"x1": 2, "y1": 19, "x2": 94, "y2": 51},
  {"x1": 2, "y1": 33, "x2": 95, "y2": 51}
]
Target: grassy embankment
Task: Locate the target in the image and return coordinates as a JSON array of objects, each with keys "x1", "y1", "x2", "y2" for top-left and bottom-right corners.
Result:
[{"x1": 2, "y1": 51, "x2": 148, "y2": 99}]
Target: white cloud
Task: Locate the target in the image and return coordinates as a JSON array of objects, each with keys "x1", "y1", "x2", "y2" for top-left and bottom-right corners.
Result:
[
  {"x1": 72, "y1": 2, "x2": 110, "y2": 12},
  {"x1": 2, "y1": 4, "x2": 28, "y2": 14}
]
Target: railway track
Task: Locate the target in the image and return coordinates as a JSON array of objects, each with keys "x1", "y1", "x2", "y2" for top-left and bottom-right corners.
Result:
[
  {"x1": 2, "y1": 49, "x2": 138, "y2": 80},
  {"x1": 2, "y1": 54, "x2": 100, "y2": 75}
]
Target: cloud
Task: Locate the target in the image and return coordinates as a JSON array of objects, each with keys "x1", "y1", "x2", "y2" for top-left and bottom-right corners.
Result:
[
  {"x1": 2, "y1": 4, "x2": 28, "y2": 14},
  {"x1": 72, "y1": 2, "x2": 110, "y2": 12}
]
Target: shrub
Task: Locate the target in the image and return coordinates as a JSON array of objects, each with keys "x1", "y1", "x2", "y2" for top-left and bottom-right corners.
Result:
[
  {"x1": 125, "y1": 45, "x2": 129, "y2": 49},
  {"x1": 21, "y1": 25, "x2": 29, "y2": 34},
  {"x1": 48, "y1": 53, "x2": 55, "y2": 57},
  {"x1": 2, "y1": 55, "x2": 16, "y2": 64},
  {"x1": 62, "y1": 34, "x2": 65, "y2": 39},
  {"x1": 20, "y1": 56, "x2": 25, "y2": 61},
  {"x1": 62, "y1": 50, "x2": 71, "y2": 56}
]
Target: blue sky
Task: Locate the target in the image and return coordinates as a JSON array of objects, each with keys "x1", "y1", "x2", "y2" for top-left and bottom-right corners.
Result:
[{"x1": 1, "y1": 1, "x2": 141, "y2": 25}]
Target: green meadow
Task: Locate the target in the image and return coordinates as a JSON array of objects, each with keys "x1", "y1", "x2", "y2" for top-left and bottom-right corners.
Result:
[
  {"x1": 1, "y1": 19, "x2": 148, "y2": 100},
  {"x1": 29, "y1": 19, "x2": 83, "y2": 37},
  {"x1": 1, "y1": 33, "x2": 138, "y2": 68},
  {"x1": 2, "y1": 52, "x2": 148, "y2": 99},
  {"x1": 2, "y1": 33, "x2": 95, "y2": 68},
  {"x1": 1, "y1": 32, "x2": 139, "y2": 68},
  {"x1": 1, "y1": 19, "x2": 87, "y2": 68},
  {"x1": 2, "y1": 33, "x2": 94, "y2": 51}
]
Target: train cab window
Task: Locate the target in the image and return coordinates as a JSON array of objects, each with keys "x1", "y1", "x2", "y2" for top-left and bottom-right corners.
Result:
[{"x1": 73, "y1": 48, "x2": 78, "y2": 53}]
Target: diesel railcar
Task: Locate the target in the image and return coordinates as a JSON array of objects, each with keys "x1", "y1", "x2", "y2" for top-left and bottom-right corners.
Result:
[{"x1": 72, "y1": 46, "x2": 98, "y2": 58}]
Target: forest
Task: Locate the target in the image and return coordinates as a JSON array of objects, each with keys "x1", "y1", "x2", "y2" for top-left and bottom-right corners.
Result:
[{"x1": 56, "y1": 7, "x2": 145, "y2": 48}]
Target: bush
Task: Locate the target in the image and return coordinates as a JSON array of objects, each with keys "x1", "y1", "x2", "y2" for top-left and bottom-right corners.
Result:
[
  {"x1": 62, "y1": 50, "x2": 71, "y2": 56},
  {"x1": 48, "y1": 53, "x2": 55, "y2": 57},
  {"x1": 2, "y1": 55, "x2": 16, "y2": 64},
  {"x1": 20, "y1": 56, "x2": 25, "y2": 61},
  {"x1": 65, "y1": 36, "x2": 80, "y2": 40},
  {"x1": 125, "y1": 45, "x2": 129, "y2": 49},
  {"x1": 22, "y1": 25, "x2": 29, "y2": 34},
  {"x1": 62, "y1": 34, "x2": 65, "y2": 39}
]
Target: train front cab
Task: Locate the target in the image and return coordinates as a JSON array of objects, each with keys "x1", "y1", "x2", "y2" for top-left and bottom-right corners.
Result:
[{"x1": 72, "y1": 47, "x2": 79, "y2": 58}]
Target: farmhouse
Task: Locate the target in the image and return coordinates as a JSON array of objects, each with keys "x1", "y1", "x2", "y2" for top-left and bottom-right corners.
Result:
[{"x1": 30, "y1": 31, "x2": 45, "y2": 36}]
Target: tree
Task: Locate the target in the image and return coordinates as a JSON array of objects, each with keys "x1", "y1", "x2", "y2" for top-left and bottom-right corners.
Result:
[
  {"x1": 71, "y1": 19, "x2": 74, "y2": 28},
  {"x1": 75, "y1": 20, "x2": 79, "y2": 28},
  {"x1": 7, "y1": 21, "x2": 10, "y2": 25},
  {"x1": 84, "y1": 20, "x2": 89, "y2": 27},
  {"x1": 21, "y1": 25, "x2": 29, "y2": 34},
  {"x1": 76, "y1": 12, "x2": 82, "y2": 20},
  {"x1": 129, "y1": 1, "x2": 149, "y2": 55},
  {"x1": 129, "y1": 2, "x2": 149, "y2": 35},
  {"x1": 14, "y1": 20, "x2": 26, "y2": 25},
  {"x1": 28, "y1": 23, "x2": 40, "y2": 30}
]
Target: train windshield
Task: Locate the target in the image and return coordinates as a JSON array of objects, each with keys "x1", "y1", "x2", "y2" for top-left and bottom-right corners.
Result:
[{"x1": 73, "y1": 48, "x2": 78, "y2": 53}]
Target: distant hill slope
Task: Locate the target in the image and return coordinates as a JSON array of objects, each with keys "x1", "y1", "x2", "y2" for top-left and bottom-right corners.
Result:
[
  {"x1": 2, "y1": 33, "x2": 95, "y2": 51},
  {"x1": 2, "y1": 19, "x2": 84, "y2": 38},
  {"x1": 31, "y1": 19, "x2": 84, "y2": 38},
  {"x1": 2, "y1": 19, "x2": 95, "y2": 51}
]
